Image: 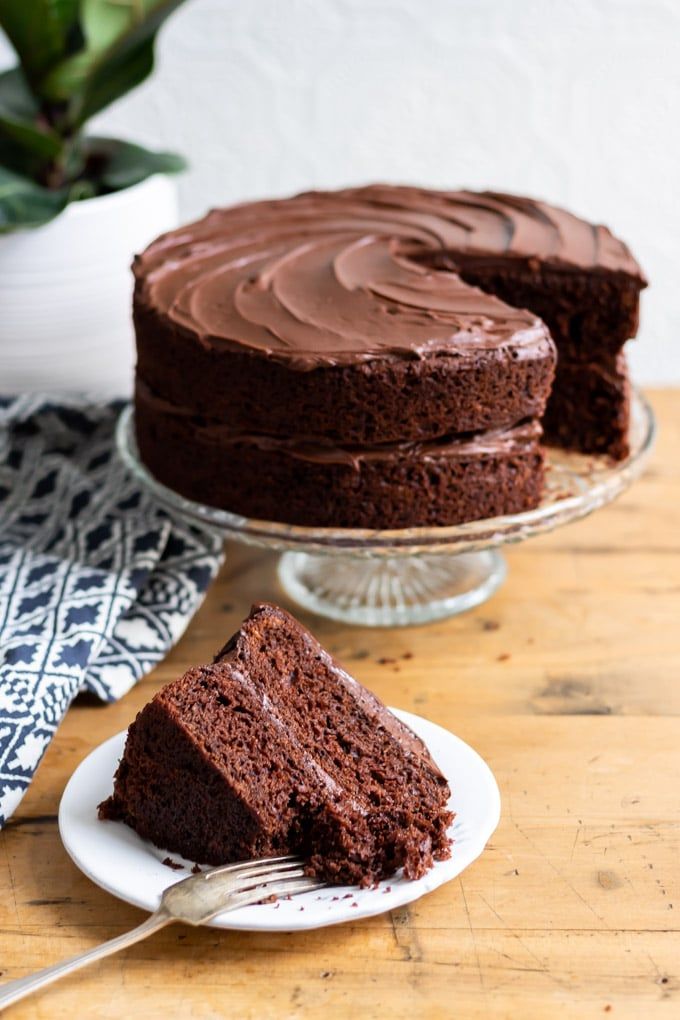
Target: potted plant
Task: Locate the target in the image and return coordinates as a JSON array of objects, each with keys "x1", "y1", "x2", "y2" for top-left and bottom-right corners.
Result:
[{"x1": 0, "y1": 0, "x2": 187, "y2": 396}]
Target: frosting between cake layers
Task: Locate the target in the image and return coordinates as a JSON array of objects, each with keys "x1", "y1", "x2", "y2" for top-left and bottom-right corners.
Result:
[
  {"x1": 187, "y1": 420, "x2": 542, "y2": 467},
  {"x1": 131, "y1": 184, "x2": 649, "y2": 370},
  {"x1": 135, "y1": 378, "x2": 540, "y2": 470}
]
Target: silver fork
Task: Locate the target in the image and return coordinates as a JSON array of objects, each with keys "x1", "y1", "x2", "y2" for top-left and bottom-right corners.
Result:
[{"x1": 0, "y1": 854, "x2": 323, "y2": 1011}]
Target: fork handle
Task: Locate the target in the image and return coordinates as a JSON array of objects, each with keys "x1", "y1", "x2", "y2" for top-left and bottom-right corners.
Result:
[{"x1": 0, "y1": 910, "x2": 172, "y2": 1011}]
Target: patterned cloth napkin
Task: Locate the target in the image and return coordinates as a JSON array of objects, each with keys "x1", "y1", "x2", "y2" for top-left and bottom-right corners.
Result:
[{"x1": 0, "y1": 395, "x2": 224, "y2": 826}]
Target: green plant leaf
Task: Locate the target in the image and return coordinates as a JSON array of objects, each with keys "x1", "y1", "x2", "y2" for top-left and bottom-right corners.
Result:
[
  {"x1": 84, "y1": 135, "x2": 185, "y2": 190},
  {"x1": 0, "y1": 165, "x2": 68, "y2": 231},
  {"x1": 0, "y1": 69, "x2": 63, "y2": 161},
  {"x1": 40, "y1": 0, "x2": 186, "y2": 126},
  {"x1": 0, "y1": 2, "x2": 186, "y2": 198},
  {"x1": 74, "y1": 34, "x2": 155, "y2": 125},
  {"x1": 0, "y1": 0, "x2": 83, "y2": 89}
]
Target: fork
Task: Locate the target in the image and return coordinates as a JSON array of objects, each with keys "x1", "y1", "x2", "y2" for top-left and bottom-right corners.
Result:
[{"x1": 0, "y1": 854, "x2": 323, "y2": 1011}]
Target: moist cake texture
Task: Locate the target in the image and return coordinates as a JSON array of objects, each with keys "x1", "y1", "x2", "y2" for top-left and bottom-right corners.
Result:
[
  {"x1": 99, "y1": 603, "x2": 453, "y2": 886},
  {"x1": 133, "y1": 185, "x2": 646, "y2": 526}
]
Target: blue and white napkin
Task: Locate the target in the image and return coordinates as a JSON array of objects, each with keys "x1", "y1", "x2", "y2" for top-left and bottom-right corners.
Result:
[{"x1": 0, "y1": 395, "x2": 224, "y2": 825}]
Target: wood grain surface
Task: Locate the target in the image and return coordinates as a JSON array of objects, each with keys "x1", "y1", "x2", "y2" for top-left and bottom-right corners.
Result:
[{"x1": 1, "y1": 388, "x2": 678, "y2": 1019}]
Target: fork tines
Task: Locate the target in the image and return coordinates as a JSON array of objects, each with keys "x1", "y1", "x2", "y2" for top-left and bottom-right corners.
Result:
[{"x1": 160, "y1": 853, "x2": 325, "y2": 923}]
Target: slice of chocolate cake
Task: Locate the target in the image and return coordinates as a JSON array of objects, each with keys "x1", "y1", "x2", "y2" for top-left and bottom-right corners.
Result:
[{"x1": 99, "y1": 604, "x2": 453, "y2": 885}]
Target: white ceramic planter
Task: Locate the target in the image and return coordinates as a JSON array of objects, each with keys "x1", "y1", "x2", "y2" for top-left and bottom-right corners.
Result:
[{"x1": 0, "y1": 174, "x2": 178, "y2": 397}]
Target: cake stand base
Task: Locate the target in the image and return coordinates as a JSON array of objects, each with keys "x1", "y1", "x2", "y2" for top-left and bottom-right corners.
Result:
[{"x1": 277, "y1": 549, "x2": 507, "y2": 627}]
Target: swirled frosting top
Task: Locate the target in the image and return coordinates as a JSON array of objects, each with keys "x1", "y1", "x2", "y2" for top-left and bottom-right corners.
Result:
[{"x1": 135, "y1": 185, "x2": 644, "y2": 369}]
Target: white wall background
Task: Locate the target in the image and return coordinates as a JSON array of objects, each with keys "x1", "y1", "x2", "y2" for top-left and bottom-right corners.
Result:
[{"x1": 2, "y1": 0, "x2": 679, "y2": 383}]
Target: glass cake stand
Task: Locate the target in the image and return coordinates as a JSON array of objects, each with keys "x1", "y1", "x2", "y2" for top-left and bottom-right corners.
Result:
[{"x1": 116, "y1": 390, "x2": 655, "y2": 627}]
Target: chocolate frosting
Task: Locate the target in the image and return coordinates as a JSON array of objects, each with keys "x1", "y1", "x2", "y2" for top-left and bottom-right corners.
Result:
[
  {"x1": 193, "y1": 420, "x2": 542, "y2": 471},
  {"x1": 135, "y1": 185, "x2": 644, "y2": 370}
]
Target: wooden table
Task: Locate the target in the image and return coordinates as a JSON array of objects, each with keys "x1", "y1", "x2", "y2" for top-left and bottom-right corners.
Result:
[{"x1": 2, "y1": 388, "x2": 679, "y2": 1019}]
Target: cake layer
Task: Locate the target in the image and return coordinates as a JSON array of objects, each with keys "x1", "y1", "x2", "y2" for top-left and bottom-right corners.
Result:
[
  {"x1": 135, "y1": 394, "x2": 544, "y2": 528},
  {"x1": 134, "y1": 210, "x2": 556, "y2": 446},
  {"x1": 542, "y1": 351, "x2": 631, "y2": 459},
  {"x1": 134, "y1": 335, "x2": 556, "y2": 444},
  {"x1": 134, "y1": 194, "x2": 558, "y2": 367},
  {"x1": 133, "y1": 188, "x2": 556, "y2": 449},
  {"x1": 100, "y1": 604, "x2": 453, "y2": 885}
]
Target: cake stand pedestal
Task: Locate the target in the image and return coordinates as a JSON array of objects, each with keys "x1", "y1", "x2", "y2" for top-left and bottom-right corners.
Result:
[{"x1": 116, "y1": 390, "x2": 655, "y2": 628}]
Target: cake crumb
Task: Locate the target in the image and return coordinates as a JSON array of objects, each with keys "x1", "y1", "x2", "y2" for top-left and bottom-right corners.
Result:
[
  {"x1": 191, "y1": 863, "x2": 202, "y2": 874},
  {"x1": 162, "y1": 857, "x2": 183, "y2": 871},
  {"x1": 377, "y1": 656, "x2": 397, "y2": 665},
  {"x1": 383, "y1": 886, "x2": 392, "y2": 894},
  {"x1": 497, "y1": 652, "x2": 511, "y2": 662}
]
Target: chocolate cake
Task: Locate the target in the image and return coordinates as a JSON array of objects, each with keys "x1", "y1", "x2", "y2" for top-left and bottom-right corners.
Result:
[
  {"x1": 133, "y1": 185, "x2": 646, "y2": 527},
  {"x1": 99, "y1": 603, "x2": 453, "y2": 885}
]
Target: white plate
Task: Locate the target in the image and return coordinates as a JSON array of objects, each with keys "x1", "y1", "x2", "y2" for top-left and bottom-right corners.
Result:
[{"x1": 59, "y1": 710, "x2": 500, "y2": 932}]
